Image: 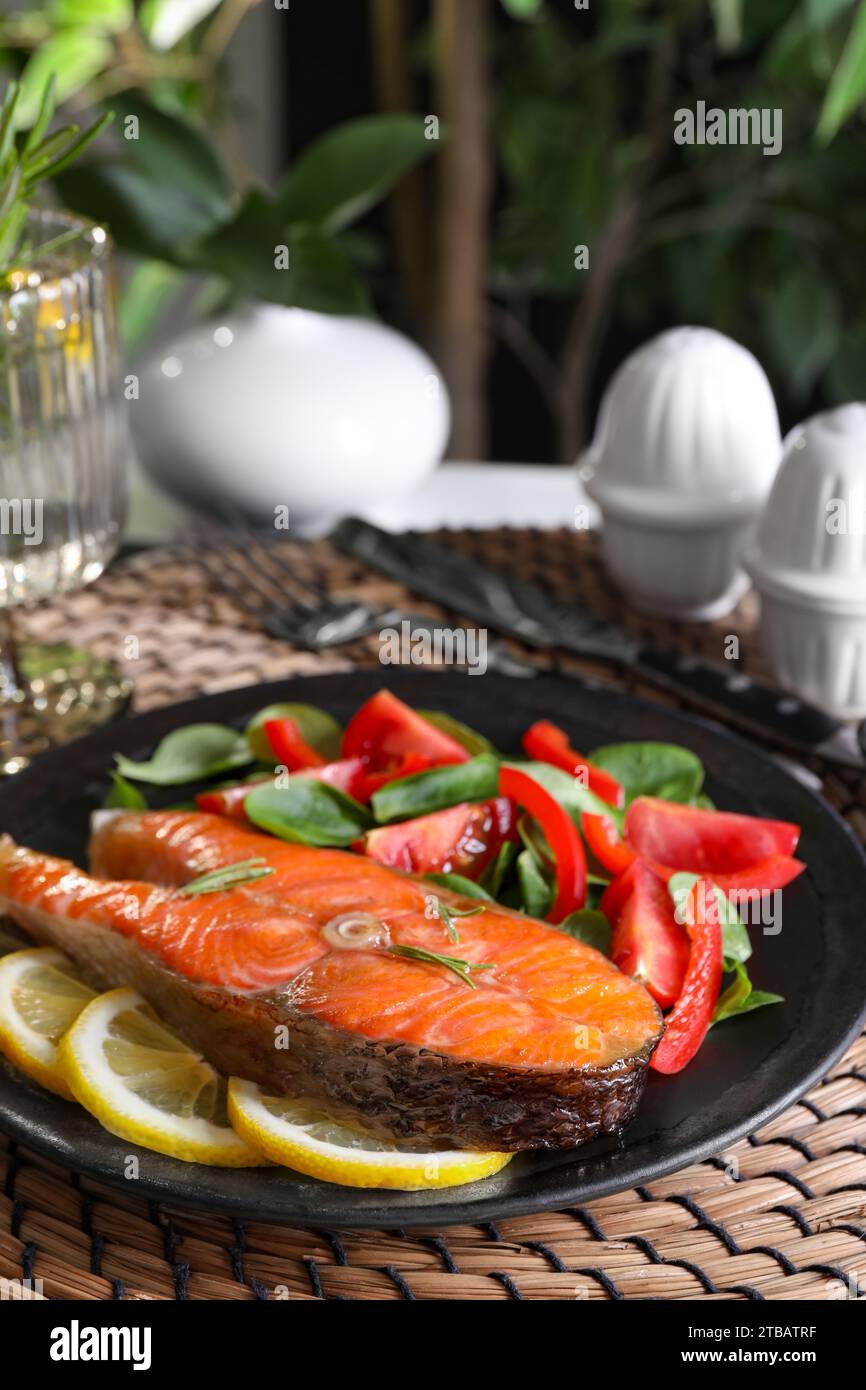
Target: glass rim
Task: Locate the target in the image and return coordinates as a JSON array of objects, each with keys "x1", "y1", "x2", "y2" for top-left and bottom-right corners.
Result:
[{"x1": 1, "y1": 208, "x2": 114, "y2": 302}]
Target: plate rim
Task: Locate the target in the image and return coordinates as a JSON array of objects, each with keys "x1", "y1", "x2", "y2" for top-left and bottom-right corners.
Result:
[{"x1": 1, "y1": 668, "x2": 864, "y2": 1229}]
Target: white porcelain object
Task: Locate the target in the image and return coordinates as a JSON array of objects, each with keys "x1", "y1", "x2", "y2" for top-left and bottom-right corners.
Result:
[
  {"x1": 131, "y1": 306, "x2": 450, "y2": 526},
  {"x1": 746, "y1": 403, "x2": 866, "y2": 719},
  {"x1": 582, "y1": 326, "x2": 782, "y2": 619}
]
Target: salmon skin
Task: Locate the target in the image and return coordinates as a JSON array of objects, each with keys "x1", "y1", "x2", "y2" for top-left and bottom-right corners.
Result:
[{"x1": 0, "y1": 812, "x2": 662, "y2": 1151}]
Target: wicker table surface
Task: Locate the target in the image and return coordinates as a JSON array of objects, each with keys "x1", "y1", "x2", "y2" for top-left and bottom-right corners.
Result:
[{"x1": 2, "y1": 527, "x2": 865, "y2": 1302}]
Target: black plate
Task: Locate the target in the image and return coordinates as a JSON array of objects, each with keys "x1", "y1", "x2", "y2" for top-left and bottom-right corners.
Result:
[{"x1": 1, "y1": 670, "x2": 865, "y2": 1229}]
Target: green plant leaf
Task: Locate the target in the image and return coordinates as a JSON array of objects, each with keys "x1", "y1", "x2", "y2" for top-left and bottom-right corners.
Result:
[
  {"x1": 765, "y1": 271, "x2": 840, "y2": 393},
  {"x1": 56, "y1": 97, "x2": 232, "y2": 260},
  {"x1": 710, "y1": 0, "x2": 743, "y2": 50},
  {"x1": 417, "y1": 710, "x2": 494, "y2": 757},
  {"x1": 586, "y1": 742, "x2": 705, "y2": 805},
  {"x1": 22, "y1": 73, "x2": 55, "y2": 156},
  {"x1": 118, "y1": 258, "x2": 183, "y2": 350},
  {"x1": 500, "y1": 0, "x2": 544, "y2": 17},
  {"x1": 555, "y1": 908, "x2": 612, "y2": 953},
  {"x1": 52, "y1": 0, "x2": 133, "y2": 31},
  {"x1": 516, "y1": 848, "x2": 553, "y2": 918},
  {"x1": 712, "y1": 961, "x2": 783, "y2": 1025},
  {"x1": 245, "y1": 703, "x2": 343, "y2": 764},
  {"x1": 818, "y1": 0, "x2": 866, "y2": 140},
  {"x1": 17, "y1": 30, "x2": 112, "y2": 127},
  {"x1": 115, "y1": 724, "x2": 252, "y2": 785},
  {"x1": 276, "y1": 114, "x2": 437, "y2": 232},
  {"x1": 480, "y1": 839, "x2": 518, "y2": 896},
  {"x1": 190, "y1": 193, "x2": 371, "y2": 312},
  {"x1": 103, "y1": 770, "x2": 148, "y2": 809},
  {"x1": 117, "y1": 96, "x2": 232, "y2": 215},
  {"x1": 244, "y1": 781, "x2": 372, "y2": 847},
  {"x1": 371, "y1": 754, "x2": 501, "y2": 823},
  {"x1": 423, "y1": 872, "x2": 495, "y2": 901}
]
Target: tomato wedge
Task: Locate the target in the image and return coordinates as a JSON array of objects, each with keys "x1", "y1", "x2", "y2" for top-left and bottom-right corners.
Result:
[
  {"x1": 651, "y1": 880, "x2": 724, "y2": 1075},
  {"x1": 599, "y1": 861, "x2": 639, "y2": 927},
  {"x1": 360, "y1": 798, "x2": 517, "y2": 878},
  {"x1": 499, "y1": 765, "x2": 586, "y2": 922},
  {"x1": 196, "y1": 777, "x2": 270, "y2": 819},
  {"x1": 342, "y1": 690, "x2": 469, "y2": 769},
  {"x1": 604, "y1": 862, "x2": 690, "y2": 1009},
  {"x1": 356, "y1": 751, "x2": 434, "y2": 799},
  {"x1": 583, "y1": 811, "x2": 636, "y2": 876},
  {"x1": 708, "y1": 855, "x2": 806, "y2": 897},
  {"x1": 625, "y1": 797, "x2": 800, "y2": 875},
  {"x1": 521, "y1": 721, "x2": 624, "y2": 808},
  {"x1": 264, "y1": 717, "x2": 326, "y2": 770}
]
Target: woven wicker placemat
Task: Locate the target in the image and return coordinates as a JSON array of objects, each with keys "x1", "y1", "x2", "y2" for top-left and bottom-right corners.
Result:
[{"x1": 2, "y1": 527, "x2": 865, "y2": 1302}]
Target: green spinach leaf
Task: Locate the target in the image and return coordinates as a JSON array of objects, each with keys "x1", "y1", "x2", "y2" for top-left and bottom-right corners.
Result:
[
  {"x1": 556, "y1": 908, "x2": 612, "y2": 953},
  {"x1": 516, "y1": 848, "x2": 553, "y2": 918},
  {"x1": 587, "y1": 741, "x2": 705, "y2": 804},
  {"x1": 712, "y1": 962, "x2": 783, "y2": 1025},
  {"x1": 115, "y1": 724, "x2": 252, "y2": 786},
  {"x1": 103, "y1": 771, "x2": 147, "y2": 809},
  {"x1": 371, "y1": 753, "x2": 500, "y2": 823},
  {"x1": 245, "y1": 780, "x2": 371, "y2": 847}
]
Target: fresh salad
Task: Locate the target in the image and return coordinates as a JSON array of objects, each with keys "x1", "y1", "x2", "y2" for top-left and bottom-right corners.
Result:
[{"x1": 110, "y1": 689, "x2": 805, "y2": 1077}]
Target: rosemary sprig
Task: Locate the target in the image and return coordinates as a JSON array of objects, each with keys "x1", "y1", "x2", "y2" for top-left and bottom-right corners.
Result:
[
  {"x1": 178, "y1": 858, "x2": 274, "y2": 897},
  {"x1": 434, "y1": 898, "x2": 485, "y2": 945},
  {"x1": 387, "y1": 943, "x2": 494, "y2": 990},
  {"x1": 0, "y1": 77, "x2": 113, "y2": 277}
]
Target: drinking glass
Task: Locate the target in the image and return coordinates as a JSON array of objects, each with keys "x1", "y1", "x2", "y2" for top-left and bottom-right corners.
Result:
[{"x1": 0, "y1": 210, "x2": 132, "y2": 773}]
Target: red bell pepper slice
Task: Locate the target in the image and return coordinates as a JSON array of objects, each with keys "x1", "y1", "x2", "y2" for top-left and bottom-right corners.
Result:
[
  {"x1": 607, "y1": 861, "x2": 690, "y2": 1009},
  {"x1": 625, "y1": 797, "x2": 800, "y2": 875},
  {"x1": 499, "y1": 765, "x2": 586, "y2": 922},
  {"x1": 583, "y1": 811, "x2": 636, "y2": 876},
  {"x1": 342, "y1": 690, "x2": 469, "y2": 769},
  {"x1": 360, "y1": 798, "x2": 518, "y2": 878},
  {"x1": 521, "y1": 721, "x2": 624, "y2": 808},
  {"x1": 264, "y1": 717, "x2": 326, "y2": 771},
  {"x1": 651, "y1": 879, "x2": 724, "y2": 1075}
]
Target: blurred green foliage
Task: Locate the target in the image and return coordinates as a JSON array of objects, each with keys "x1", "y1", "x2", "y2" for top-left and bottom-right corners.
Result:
[
  {"x1": 486, "y1": 0, "x2": 866, "y2": 451},
  {"x1": 0, "y1": 0, "x2": 438, "y2": 347}
]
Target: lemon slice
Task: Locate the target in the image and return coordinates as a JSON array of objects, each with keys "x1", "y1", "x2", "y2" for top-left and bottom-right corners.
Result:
[
  {"x1": 227, "y1": 1077, "x2": 513, "y2": 1190},
  {"x1": 58, "y1": 987, "x2": 262, "y2": 1166},
  {"x1": 0, "y1": 947, "x2": 96, "y2": 1097}
]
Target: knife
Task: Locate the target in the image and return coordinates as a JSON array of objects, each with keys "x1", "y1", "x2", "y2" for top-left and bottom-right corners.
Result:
[{"x1": 333, "y1": 517, "x2": 864, "y2": 770}]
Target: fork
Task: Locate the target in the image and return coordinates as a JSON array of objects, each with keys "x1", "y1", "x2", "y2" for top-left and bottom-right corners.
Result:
[{"x1": 188, "y1": 510, "x2": 538, "y2": 675}]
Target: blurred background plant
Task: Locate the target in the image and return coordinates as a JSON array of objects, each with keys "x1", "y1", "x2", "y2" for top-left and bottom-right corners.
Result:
[
  {"x1": 0, "y1": 0, "x2": 439, "y2": 348},
  {"x1": 2, "y1": 0, "x2": 866, "y2": 461}
]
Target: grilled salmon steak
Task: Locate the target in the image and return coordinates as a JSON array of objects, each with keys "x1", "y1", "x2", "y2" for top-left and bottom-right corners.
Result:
[{"x1": 0, "y1": 811, "x2": 662, "y2": 1150}]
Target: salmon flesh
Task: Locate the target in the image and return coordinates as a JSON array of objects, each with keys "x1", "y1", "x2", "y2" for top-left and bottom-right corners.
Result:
[{"x1": 0, "y1": 811, "x2": 662, "y2": 1151}]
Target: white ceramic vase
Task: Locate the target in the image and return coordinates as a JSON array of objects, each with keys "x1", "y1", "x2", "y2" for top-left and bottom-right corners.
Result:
[{"x1": 131, "y1": 305, "x2": 451, "y2": 528}]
